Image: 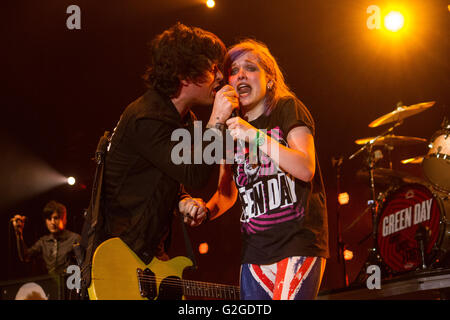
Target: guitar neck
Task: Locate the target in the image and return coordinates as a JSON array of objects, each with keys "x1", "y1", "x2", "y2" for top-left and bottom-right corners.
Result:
[{"x1": 182, "y1": 279, "x2": 240, "y2": 300}]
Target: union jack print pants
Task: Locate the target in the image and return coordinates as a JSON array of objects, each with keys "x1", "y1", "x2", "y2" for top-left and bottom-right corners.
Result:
[{"x1": 240, "y1": 256, "x2": 326, "y2": 300}]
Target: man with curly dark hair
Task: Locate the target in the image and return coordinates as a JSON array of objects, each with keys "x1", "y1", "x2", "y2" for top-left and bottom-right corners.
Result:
[{"x1": 100, "y1": 23, "x2": 238, "y2": 265}]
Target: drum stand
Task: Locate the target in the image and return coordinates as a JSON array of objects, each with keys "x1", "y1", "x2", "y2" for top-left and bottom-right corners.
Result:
[
  {"x1": 415, "y1": 226, "x2": 428, "y2": 270},
  {"x1": 349, "y1": 122, "x2": 403, "y2": 283},
  {"x1": 362, "y1": 144, "x2": 386, "y2": 280}
]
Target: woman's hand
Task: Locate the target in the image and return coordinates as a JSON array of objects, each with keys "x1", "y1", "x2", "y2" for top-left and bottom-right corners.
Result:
[
  {"x1": 226, "y1": 116, "x2": 258, "y2": 142},
  {"x1": 226, "y1": 117, "x2": 316, "y2": 182}
]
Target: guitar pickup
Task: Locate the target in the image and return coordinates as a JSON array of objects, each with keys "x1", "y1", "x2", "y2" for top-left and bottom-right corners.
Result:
[{"x1": 137, "y1": 268, "x2": 157, "y2": 299}]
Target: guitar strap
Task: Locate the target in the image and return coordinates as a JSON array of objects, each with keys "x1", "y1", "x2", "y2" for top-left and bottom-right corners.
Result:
[
  {"x1": 76, "y1": 132, "x2": 200, "y2": 297},
  {"x1": 76, "y1": 131, "x2": 110, "y2": 299},
  {"x1": 178, "y1": 212, "x2": 198, "y2": 270}
]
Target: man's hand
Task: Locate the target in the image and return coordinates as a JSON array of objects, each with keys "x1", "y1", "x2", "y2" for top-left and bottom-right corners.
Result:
[
  {"x1": 178, "y1": 197, "x2": 209, "y2": 227},
  {"x1": 208, "y1": 85, "x2": 239, "y2": 127}
]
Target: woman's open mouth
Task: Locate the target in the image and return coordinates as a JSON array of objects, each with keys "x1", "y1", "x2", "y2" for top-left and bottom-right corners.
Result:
[{"x1": 237, "y1": 83, "x2": 251, "y2": 97}]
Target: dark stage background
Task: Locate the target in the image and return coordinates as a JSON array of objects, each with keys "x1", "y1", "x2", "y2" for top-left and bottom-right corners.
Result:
[{"x1": 0, "y1": 0, "x2": 448, "y2": 294}]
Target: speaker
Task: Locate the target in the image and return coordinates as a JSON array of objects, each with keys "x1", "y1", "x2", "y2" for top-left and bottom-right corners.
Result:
[{"x1": 0, "y1": 274, "x2": 64, "y2": 300}]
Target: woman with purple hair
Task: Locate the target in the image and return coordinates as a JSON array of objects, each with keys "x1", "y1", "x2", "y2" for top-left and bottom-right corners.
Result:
[{"x1": 206, "y1": 39, "x2": 329, "y2": 300}]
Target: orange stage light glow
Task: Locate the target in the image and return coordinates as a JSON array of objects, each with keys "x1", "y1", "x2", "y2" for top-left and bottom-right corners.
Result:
[
  {"x1": 338, "y1": 192, "x2": 350, "y2": 205},
  {"x1": 344, "y1": 249, "x2": 354, "y2": 261},
  {"x1": 199, "y1": 242, "x2": 209, "y2": 254}
]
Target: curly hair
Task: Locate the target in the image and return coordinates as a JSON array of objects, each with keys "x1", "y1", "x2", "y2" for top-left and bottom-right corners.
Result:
[{"x1": 143, "y1": 22, "x2": 226, "y2": 97}]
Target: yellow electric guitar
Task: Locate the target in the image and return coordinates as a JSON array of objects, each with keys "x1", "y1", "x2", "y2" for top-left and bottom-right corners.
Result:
[{"x1": 88, "y1": 237, "x2": 240, "y2": 300}]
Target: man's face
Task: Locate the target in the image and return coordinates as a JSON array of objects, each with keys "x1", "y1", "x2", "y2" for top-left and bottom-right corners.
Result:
[
  {"x1": 187, "y1": 63, "x2": 224, "y2": 107},
  {"x1": 45, "y1": 212, "x2": 63, "y2": 234}
]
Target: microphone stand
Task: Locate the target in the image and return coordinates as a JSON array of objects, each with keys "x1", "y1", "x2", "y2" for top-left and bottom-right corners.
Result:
[
  {"x1": 332, "y1": 155, "x2": 348, "y2": 287},
  {"x1": 348, "y1": 121, "x2": 402, "y2": 283}
]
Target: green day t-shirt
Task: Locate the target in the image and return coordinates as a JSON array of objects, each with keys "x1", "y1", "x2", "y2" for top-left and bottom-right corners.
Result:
[{"x1": 232, "y1": 97, "x2": 329, "y2": 265}]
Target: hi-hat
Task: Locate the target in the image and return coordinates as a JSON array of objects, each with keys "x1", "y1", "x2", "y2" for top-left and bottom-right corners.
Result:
[
  {"x1": 355, "y1": 135, "x2": 427, "y2": 146},
  {"x1": 356, "y1": 168, "x2": 406, "y2": 186},
  {"x1": 357, "y1": 168, "x2": 424, "y2": 186},
  {"x1": 369, "y1": 101, "x2": 435, "y2": 128}
]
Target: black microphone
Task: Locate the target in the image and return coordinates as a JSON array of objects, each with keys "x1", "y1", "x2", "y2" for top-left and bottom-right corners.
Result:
[{"x1": 231, "y1": 98, "x2": 242, "y2": 119}]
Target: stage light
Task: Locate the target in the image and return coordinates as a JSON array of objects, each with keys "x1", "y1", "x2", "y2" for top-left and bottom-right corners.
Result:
[
  {"x1": 338, "y1": 192, "x2": 350, "y2": 205},
  {"x1": 206, "y1": 0, "x2": 215, "y2": 9},
  {"x1": 199, "y1": 242, "x2": 209, "y2": 254},
  {"x1": 67, "y1": 176, "x2": 76, "y2": 185},
  {"x1": 384, "y1": 11, "x2": 404, "y2": 32},
  {"x1": 343, "y1": 249, "x2": 354, "y2": 261}
]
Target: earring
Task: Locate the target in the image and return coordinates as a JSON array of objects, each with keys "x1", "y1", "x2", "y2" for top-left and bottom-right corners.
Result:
[{"x1": 267, "y1": 81, "x2": 273, "y2": 90}]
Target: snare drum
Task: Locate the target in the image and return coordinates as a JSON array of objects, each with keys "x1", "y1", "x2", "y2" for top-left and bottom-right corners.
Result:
[
  {"x1": 376, "y1": 183, "x2": 450, "y2": 273},
  {"x1": 422, "y1": 130, "x2": 450, "y2": 193}
]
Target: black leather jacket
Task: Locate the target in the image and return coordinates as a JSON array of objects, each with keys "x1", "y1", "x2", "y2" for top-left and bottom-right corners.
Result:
[{"x1": 102, "y1": 88, "x2": 213, "y2": 264}]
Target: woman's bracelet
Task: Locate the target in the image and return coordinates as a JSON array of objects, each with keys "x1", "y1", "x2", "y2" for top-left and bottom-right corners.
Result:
[{"x1": 253, "y1": 129, "x2": 265, "y2": 156}]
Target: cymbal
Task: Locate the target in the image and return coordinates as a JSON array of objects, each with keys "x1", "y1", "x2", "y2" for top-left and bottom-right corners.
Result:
[
  {"x1": 357, "y1": 168, "x2": 425, "y2": 186},
  {"x1": 355, "y1": 135, "x2": 427, "y2": 146},
  {"x1": 369, "y1": 101, "x2": 435, "y2": 128},
  {"x1": 357, "y1": 168, "x2": 407, "y2": 185},
  {"x1": 401, "y1": 156, "x2": 424, "y2": 164}
]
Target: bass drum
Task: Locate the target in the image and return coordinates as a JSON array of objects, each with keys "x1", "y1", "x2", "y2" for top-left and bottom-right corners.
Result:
[
  {"x1": 376, "y1": 183, "x2": 450, "y2": 274},
  {"x1": 422, "y1": 129, "x2": 450, "y2": 193}
]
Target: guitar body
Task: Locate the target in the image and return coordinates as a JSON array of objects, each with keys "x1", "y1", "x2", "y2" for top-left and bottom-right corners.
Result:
[{"x1": 88, "y1": 237, "x2": 193, "y2": 300}]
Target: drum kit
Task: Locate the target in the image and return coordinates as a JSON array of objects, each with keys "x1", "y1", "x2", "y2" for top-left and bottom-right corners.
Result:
[{"x1": 344, "y1": 101, "x2": 450, "y2": 282}]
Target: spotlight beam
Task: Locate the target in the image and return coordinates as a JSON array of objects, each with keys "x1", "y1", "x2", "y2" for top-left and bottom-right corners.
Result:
[{"x1": 0, "y1": 136, "x2": 68, "y2": 210}]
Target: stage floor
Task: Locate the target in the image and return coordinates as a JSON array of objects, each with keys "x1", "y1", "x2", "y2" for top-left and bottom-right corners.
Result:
[{"x1": 318, "y1": 268, "x2": 450, "y2": 300}]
